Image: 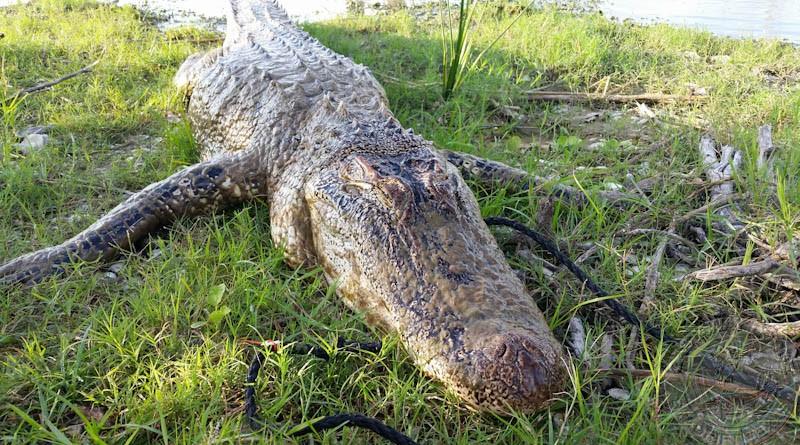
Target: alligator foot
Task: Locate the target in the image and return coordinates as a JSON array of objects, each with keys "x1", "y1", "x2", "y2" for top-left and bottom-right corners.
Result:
[
  {"x1": 441, "y1": 149, "x2": 636, "y2": 205},
  {"x1": 0, "y1": 152, "x2": 263, "y2": 285}
]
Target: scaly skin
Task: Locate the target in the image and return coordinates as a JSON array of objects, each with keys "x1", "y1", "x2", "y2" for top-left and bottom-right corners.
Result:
[{"x1": 1, "y1": 0, "x2": 566, "y2": 413}]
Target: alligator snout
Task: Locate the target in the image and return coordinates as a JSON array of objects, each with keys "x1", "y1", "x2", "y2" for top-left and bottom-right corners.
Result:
[
  {"x1": 306, "y1": 147, "x2": 567, "y2": 414},
  {"x1": 471, "y1": 333, "x2": 566, "y2": 413}
]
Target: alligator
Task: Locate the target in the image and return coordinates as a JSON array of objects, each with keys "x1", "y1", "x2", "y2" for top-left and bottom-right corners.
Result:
[{"x1": 0, "y1": 0, "x2": 567, "y2": 413}]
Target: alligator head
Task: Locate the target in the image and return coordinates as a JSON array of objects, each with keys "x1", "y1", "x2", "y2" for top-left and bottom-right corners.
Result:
[{"x1": 301, "y1": 134, "x2": 567, "y2": 414}]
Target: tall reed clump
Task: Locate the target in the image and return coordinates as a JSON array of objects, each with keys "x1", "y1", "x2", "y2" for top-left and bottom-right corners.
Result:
[{"x1": 440, "y1": 0, "x2": 532, "y2": 100}]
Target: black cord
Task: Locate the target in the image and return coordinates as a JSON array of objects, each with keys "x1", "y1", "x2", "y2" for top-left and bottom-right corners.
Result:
[
  {"x1": 485, "y1": 216, "x2": 798, "y2": 404},
  {"x1": 337, "y1": 337, "x2": 383, "y2": 353},
  {"x1": 485, "y1": 216, "x2": 675, "y2": 343},
  {"x1": 291, "y1": 414, "x2": 418, "y2": 445},
  {"x1": 244, "y1": 338, "x2": 418, "y2": 445},
  {"x1": 244, "y1": 351, "x2": 265, "y2": 430}
]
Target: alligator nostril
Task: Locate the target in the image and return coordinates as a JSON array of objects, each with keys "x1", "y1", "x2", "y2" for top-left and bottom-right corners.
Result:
[
  {"x1": 473, "y1": 333, "x2": 565, "y2": 413},
  {"x1": 493, "y1": 341, "x2": 508, "y2": 359},
  {"x1": 518, "y1": 346, "x2": 549, "y2": 389}
]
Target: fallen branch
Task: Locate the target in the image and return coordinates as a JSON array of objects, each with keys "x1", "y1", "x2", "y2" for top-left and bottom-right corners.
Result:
[
  {"x1": 531, "y1": 176, "x2": 640, "y2": 206},
  {"x1": 699, "y1": 135, "x2": 744, "y2": 231},
  {"x1": 684, "y1": 258, "x2": 780, "y2": 282},
  {"x1": 642, "y1": 237, "x2": 669, "y2": 311},
  {"x1": 620, "y1": 228, "x2": 697, "y2": 251},
  {"x1": 675, "y1": 193, "x2": 746, "y2": 225},
  {"x1": 700, "y1": 136, "x2": 740, "y2": 199},
  {"x1": 747, "y1": 234, "x2": 798, "y2": 263},
  {"x1": 6, "y1": 60, "x2": 99, "y2": 102},
  {"x1": 757, "y1": 124, "x2": 776, "y2": 173},
  {"x1": 567, "y1": 317, "x2": 586, "y2": 357},
  {"x1": 596, "y1": 368, "x2": 763, "y2": 397},
  {"x1": 742, "y1": 319, "x2": 800, "y2": 338},
  {"x1": 624, "y1": 229, "x2": 670, "y2": 367},
  {"x1": 575, "y1": 243, "x2": 599, "y2": 264},
  {"x1": 526, "y1": 90, "x2": 708, "y2": 104},
  {"x1": 763, "y1": 272, "x2": 800, "y2": 291}
]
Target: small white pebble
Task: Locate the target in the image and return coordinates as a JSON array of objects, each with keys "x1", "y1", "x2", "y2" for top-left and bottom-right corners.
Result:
[
  {"x1": 636, "y1": 103, "x2": 656, "y2": 119},
  {"x1": 682, "y1": 51, "x2": 702, "y2": 62},
  {"x1": 582, "y1": 111, "x2": 603, "y2": 123},
  {"x1": 568, "y1": 317, "x2": 586, "y2": 357},
  {"x1": 686, "y1": 83, "x2": 709, "y2": 96},
  {"x1": 710, "y1": 55, "x2": 731, "y2": 64},
  {"x1": 588, "y1": 141, "x2": 605, "y2": 151},
  {"x1": 607, "y1": 388, "x2": 631, "y2": 401},
  {"x1": 15, "y1": 133, "x2": 49, "y2": 153}
]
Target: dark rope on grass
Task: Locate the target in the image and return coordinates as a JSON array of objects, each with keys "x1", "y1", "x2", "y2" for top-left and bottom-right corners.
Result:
[
  {"x1": 291, "y1": 414, "x2": 418, "y2": 445},
  {"x1": 244, "y1": 351, "x2": 265, "y2": 430},
  {"x1": 244, "y1": 338, "x2": 418, "y2": 445},
  {"x1": 485, "y1": 216, "x2": 675, "y2": 342},
  {"x1": 485, "y1": 216, "x2": 798, "y2": 404}
]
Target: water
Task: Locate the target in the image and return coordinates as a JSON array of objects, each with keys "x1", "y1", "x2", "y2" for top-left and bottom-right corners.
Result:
[
  {"x1": 1, "y1": 1, "x2": 799, "y2": 44},
  {"x1": 0, "y1": 1, "x2": 437, "y2": 29},
  {"x1": 596, "y1": 0, "x2": 800, "y2": 44}
]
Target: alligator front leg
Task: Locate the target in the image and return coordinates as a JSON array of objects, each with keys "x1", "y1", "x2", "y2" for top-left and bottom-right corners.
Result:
[
  {"x1": 440, "y1": 149, "x2": 530, "y2": 186},
  {"x1": 441, "y1": 149, "x2": 633, "y2": 204},
  {"x1": 0, "y1": 152, "x2": 264, "y2": 285}
]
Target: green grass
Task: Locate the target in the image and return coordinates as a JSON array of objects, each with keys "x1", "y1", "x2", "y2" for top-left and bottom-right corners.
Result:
[{"x1": 2, "y1": 1, "x2": 799, "y2": 443}]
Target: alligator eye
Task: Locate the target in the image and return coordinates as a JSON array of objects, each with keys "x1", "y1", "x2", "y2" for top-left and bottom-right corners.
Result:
[
  {"x1": 405, "y1": 158, "x2": 448, "y2": 181},
  {"x1": 343, "y1": 181, "x2": 373, "y2": 195},
  {"x1": 341, "y1": 155, "x2": 379, "y2": 183},
  {"x1": 403, "y1": 158, "x2": 429, "y2": 171}
]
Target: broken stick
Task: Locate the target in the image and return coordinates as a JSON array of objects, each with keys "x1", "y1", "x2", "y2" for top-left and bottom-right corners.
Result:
[
  {"x1": 684, "y1": 258, "x2": 780, "y2": 281},
  {"x1": 596, "y1": 368, "x2": 764, "y2": 397},
  {"x1": 757, "y1": 124, "x2": 776, "y2": 171},
  {"x1": 526, "y1": 90, "x2": 707, "y2": 104},
  {"x1": 698, "y1": 135, "x2": 744, "y2": 231},
  {"x1": 6, "y1": 60, "x2": 99, "y2": 103},
  {"x1": 742, "y1": 319, "x2": 800, "y2": 338}
]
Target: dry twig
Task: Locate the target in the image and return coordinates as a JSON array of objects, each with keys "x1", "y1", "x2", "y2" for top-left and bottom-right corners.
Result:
[
  {"x1": 742, "y1": 319, "x2": 800, "y2": 338},
  {"x1": 526, "y1": 91, "x2": 708, "y2": 104},
  {"x1": 757, "y1": 124, "x2": 776, "y2": 174},
  {"x1": 567, "y1": 317, "x2": 586, "y2": 357},
  {"x1": 6, "y1": 60, "x2": 99, "y2": 103},
  {"x1": 620, "y1": 228, "x2": 697, "y2": 251},
  {"x1": 699, "y1": 135, "x2": 744, "y2": 230},
  {"x1": 596, "y1": 368, "x2": 764, "y2": 397},
  {"x1": 684, "y1": 258, "x2": 781, "y2": 281},
  {"x1": 675, "y1": 193, "x2": 746, "y2": 225},
  {"x1": 747, "y1": 234, "x2": 798, "y2": 263}
]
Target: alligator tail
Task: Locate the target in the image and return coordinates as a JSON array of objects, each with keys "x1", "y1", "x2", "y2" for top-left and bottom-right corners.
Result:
[
  {"x1": 226, "y1": 0, "x2": 297, "y2": 47},
  {"x1": 176, "y1": 0, "x2": 295, "y2": 91}
]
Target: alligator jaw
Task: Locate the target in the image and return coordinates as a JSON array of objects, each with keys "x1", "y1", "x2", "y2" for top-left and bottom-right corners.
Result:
[{"x1": 301, "y1": 138, "x2": 567, "y2": 413}]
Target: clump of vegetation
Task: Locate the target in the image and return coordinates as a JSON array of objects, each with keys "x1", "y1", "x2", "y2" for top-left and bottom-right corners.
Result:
[
  {"x1": 1, "y1": 1, "x2": 799, "y2": 443},
  {"x1": 440, "y1": 0, "x2": 532, "y2": 99}
]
